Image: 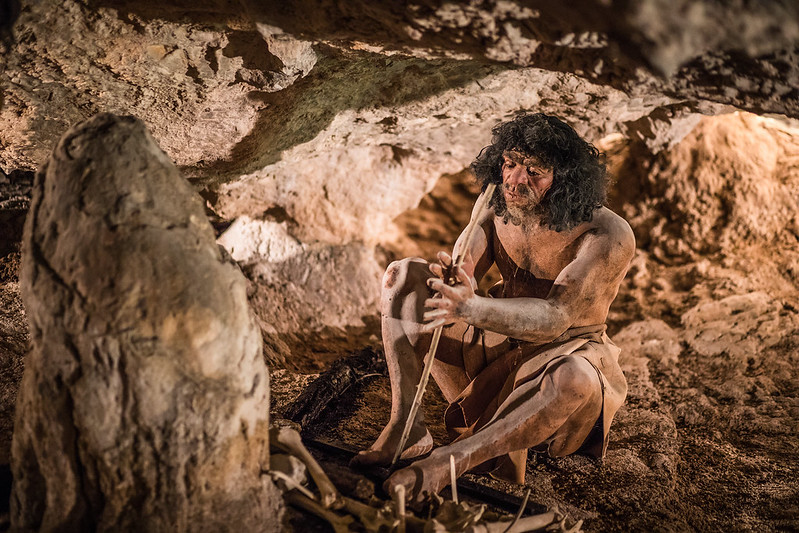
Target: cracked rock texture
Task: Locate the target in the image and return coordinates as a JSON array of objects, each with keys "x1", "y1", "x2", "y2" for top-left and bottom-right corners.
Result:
[
  {"x1": 1, "y1": 0, "x2": 799, "y2": 530},
  {"x1": 619, "y1": 113, "x2": 799, "y2": 268},
  {"x1": 11, "y1": 114, "x2": 283, "y2": 532}
]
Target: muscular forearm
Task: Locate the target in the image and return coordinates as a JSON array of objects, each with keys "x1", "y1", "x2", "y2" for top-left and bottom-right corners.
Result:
[{"x1": 460, "y1": 295, "x2": 570, "y2": 344}]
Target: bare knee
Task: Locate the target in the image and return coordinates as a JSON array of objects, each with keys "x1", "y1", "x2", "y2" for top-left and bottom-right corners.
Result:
[
  {"x1": 550, "y1": 356, "x2": 601, "y2": 402},
  {"x1": 381, "y1": 258, "x2": 432, "y2": 316},
  {"x1": 383, "y1": 260, "x2": 404, "y2": 291},
  {"x1": 382, "y1": 257, "x2": 428, "y2": 287},
  {"x1": 545, "y1": 357, "x2": 603, "y2": 457}
]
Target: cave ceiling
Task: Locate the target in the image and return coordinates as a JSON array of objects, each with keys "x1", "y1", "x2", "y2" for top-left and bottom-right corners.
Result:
[
  {"x1": 3, "y1": 0, "x2": 798, "y2": 188},
  {"x1": 4, "y1": 4, "x2": 799, "y2": 530}
]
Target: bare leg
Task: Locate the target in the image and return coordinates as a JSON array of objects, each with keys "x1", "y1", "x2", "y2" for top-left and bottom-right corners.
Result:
[
  {"x1": 384, "y1": 355, "x2": 603, "y2": 501},
  {"x1": 352, "y1": 258, "x2": 469, "y2": 466}
]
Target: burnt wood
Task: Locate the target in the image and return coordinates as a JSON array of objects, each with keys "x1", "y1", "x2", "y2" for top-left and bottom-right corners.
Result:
[{"x1": 285, "y1": 346, "x2": 387, "y2": 431}]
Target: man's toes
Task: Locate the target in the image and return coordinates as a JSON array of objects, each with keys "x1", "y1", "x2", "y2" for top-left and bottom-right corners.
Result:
[
  {"x1": 383, "y1": 469, "x2": 412, "y2": 496},
  {"x1": 384, "y1": 465, "x2": 427, "y2": 505},
  {"x1": 349, "y1": 451, "x2": 374, "y2": 467}
]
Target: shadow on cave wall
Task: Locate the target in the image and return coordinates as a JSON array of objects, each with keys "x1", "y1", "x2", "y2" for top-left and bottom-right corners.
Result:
[
  {"x1": 78, "y1": 0, "x2": 651, "y2": 190},
  {"x1": 85, "y1": 0, "x2": 615, "y2": 54},
  {"x1": 192, "y1": 47, "x2": 510, "y2": 186}
]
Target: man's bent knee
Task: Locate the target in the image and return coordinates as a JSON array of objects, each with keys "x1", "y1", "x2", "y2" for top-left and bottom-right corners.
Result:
[
  {"x1": 550, "y1": 355, "x2": 602, "y2": 402},
  {"x1": 545, "y1": 357, "x2": 603, "y2": 458},
  {"x1": 382, "y1": 257, "x2": 429, "y2": 290},
  {"x1": 381, "y1": 258, "x2": 433, "y2": 318}
]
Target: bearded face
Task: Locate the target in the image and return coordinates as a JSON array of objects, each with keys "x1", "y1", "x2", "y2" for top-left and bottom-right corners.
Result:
[{"x1": 500, "y1": 150, "x2": 554, "y2": 226}]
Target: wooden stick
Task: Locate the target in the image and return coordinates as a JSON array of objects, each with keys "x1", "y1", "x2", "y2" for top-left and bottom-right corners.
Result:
[
  {"x1": 502, "y1": 487, "x2": 531, "y2": 533},
  {"x1": 391, "y1": 183, "x2": 497, "y2": 466},
  {"x1": 450, "y1": 454, "x2": 459, "y2": 504}
]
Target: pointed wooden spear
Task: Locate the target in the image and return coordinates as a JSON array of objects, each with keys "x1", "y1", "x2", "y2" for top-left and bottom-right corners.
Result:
[{"x1": 391, "y1": 183, "x2": 497, "y2": 466}]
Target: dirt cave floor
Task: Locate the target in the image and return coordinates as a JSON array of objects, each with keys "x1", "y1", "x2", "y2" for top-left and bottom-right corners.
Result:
[{"x1": 268, "y1": 293, "x2": 799, "y2": 533}]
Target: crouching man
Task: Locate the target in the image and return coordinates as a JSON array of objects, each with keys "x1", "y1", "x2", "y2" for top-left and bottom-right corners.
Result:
[{"x1": 352, "y1": 113, "x2": 635, "y2": 502}]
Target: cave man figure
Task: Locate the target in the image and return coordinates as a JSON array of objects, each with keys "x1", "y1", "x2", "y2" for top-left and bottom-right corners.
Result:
[{"x1": 351, "y1": 113, "x2": 635, "y2": 502}]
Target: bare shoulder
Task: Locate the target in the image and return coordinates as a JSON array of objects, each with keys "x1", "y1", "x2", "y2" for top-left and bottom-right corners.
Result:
[
  {"x1": 592, "y1": 207, "x2": 634, "y2": 243},
  {"x1": 582, "y1": 207, "x2": 636, "y2": 264},
  {"x1": 550, "y1": 207, "x2": 635, "y2": 320},
  {"x1": 471, "y1": 189, "x2": 497, "y2": 224}
]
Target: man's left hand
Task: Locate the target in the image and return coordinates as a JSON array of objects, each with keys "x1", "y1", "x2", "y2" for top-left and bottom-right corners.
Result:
[{"x1": 422, "y1": 261, "x2": 477, "y2": 331}]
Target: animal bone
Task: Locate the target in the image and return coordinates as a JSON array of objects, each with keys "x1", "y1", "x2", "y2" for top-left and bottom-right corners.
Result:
[
  {"x1": 393, "y1": 485, "x2": 406, "y2": 533},
  {"x1": 343, "y1": 496, "x2": 398, "y2": 531},
  {"x1": 270, "y1": 471, "x2": 317, "y2": 501},
  {"x1": 430, "y1": 497, "x2": 487, "y2": 532},
  {"x1": 269, "y1": 445, "x2": 314, "y2": 500},
  {"x1": 270, "y1": 425, "x2": 340, "y2": 508},
  {"x1": 450, "y1": 455, "x2": 459, "y2": 504},
  {"x1": 550, "y1": 514, "x2": 568, "y2": 532},
  {"x1": 270, "y1": 453, "x2": 308, "y2": 487},
  {"x1": 285, "y1": 492, "x2": 354, "y2": 533},
  {"x1": 338, "y1": 496, "x2": 429, "y2": 531},
  {"x1": 465, "y1": 510, "x2": 556, "y2": 533}
]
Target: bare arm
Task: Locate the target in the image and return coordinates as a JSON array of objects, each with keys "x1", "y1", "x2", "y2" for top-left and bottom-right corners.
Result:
[
  {"x1": 429, "y1": 190, "x2": 495, "y2": 285},
  {"x1": 424, "y1": 214, "x2": 635, "y2": 343}
]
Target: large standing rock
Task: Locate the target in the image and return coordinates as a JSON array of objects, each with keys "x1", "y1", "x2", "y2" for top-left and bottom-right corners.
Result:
[{"x1": 11, "y1": 114, "x2": 283, "y2": 532}]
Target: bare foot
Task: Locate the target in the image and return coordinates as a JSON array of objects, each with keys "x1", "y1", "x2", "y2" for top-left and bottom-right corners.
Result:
[
  {"x1": 350, "y1": 422, "x2": 433, "y2": 467},
  {"x1": 383, "y1": 449, "x2": 465, "y2": 504}
]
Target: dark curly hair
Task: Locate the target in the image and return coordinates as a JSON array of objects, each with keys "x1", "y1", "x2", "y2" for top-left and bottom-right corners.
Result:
[{"x1": 470, "y1": 113, "x2": 607, "y2": 232}]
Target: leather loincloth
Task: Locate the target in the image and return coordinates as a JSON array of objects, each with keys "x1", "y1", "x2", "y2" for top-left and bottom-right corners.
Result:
[{"x1": 436, "y1": 322, "x2": 627, "y2": 483}]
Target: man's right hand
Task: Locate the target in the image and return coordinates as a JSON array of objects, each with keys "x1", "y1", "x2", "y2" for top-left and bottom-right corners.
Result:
[
  {"x1": 428, "y1": 251, "x2": 455, "y2": 286},
  {"x1": 423, "y1": 251, "x2": 480, "y2": 331},
  {"x1": 428, "y1": 251, "x2": 477, "y2": 289}
]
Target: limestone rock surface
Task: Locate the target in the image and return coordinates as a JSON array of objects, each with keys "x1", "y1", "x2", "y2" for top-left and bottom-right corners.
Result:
[
  {"x1": 625, "y1": 113, "x2": 799, "y2": 263},
  {"x1": 219, "y1": 218, "x2": 384, "y2": 328},
  {"x1": 211, "y1": 64, "x2": 677, "y2": 245},
  {"x1": 4, "y1": 0, "x2": 797, "y2": 349},
  {"x1": 11, "y1": 113, "x2": 283, "y2": 532}
]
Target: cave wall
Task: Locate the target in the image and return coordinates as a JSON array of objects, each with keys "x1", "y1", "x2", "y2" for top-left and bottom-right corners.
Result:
[{"x1": 4, "y1": 0, "x2": 798, "y2": 364}]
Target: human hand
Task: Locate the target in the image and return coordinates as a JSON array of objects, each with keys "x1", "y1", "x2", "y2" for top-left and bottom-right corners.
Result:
[
  {"x1": 423, "y1": 253, "x2": 477, "y2": 331},
  {"x1": 428, "y1": 251, "x2": 477, "y2": 288},
  {"x1": 428, "y1": 251, "x2": 455, "y2": 285}
]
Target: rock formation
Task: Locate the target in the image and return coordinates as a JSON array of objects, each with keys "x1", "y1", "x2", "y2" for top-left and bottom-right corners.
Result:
[
  {"x1": 1, "y1": 0, "x2": 798, "y2": 530},
  {"x1": 11, "y1": 114, "x2": 282, "y2": 532},
  {"x1": 2, "y1": 0, "x2": 798, "y2": 362}
]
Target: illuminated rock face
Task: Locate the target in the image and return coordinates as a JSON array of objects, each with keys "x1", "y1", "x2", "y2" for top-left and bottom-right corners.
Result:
[
  {"x1": 2, "y1": 0, "x2": 797, "y2": 357},
  {"x1": 11, "y1": 114, "x2": 283, "y2": 532},
  {"x1": 0, "y1": 3, "x2": 797, "y2": 531}
]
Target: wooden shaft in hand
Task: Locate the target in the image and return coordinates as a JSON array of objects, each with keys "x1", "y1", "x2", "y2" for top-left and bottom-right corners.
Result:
[{"x1": 391, "y1": 183, "x2": 496, "y2": 466}]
